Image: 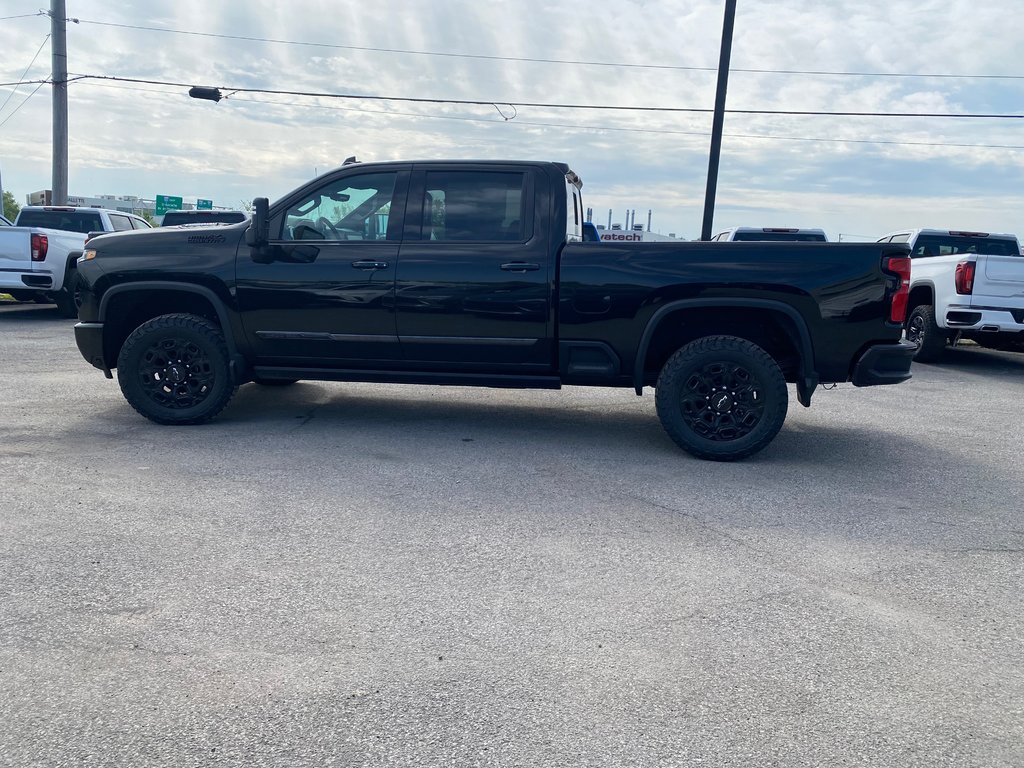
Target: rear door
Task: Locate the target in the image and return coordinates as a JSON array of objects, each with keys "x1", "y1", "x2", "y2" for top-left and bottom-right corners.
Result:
[{"x1": 394, "y1": 165, "x2": 554, "y2": 372}]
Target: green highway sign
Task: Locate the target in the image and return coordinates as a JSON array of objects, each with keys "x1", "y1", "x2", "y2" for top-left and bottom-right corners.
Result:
[
  {"x1": 196, "y1": 199, "x2": 213, "y2": 210},
  {"x1": 155, "y1": 194, "x2": 183, "y2": 216}
]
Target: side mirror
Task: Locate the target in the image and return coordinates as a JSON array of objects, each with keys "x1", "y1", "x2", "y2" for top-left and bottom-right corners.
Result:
[{"x1": 245, "y1": 197, "x2": 270, "y2": 247}]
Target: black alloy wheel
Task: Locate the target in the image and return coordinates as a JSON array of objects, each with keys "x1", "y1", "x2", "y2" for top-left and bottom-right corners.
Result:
[
  {"x1": 905, "y1": 304, "x2": 946, "y2": 362},
  {"x1": 655, "y1": 335, "x2": 788, "y2": 461},
  {"x1": 117, "y1": 313, "x2": 237, "y2": 425}
]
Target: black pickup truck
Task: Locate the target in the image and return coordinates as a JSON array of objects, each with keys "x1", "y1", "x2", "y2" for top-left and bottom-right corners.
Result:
[{"x1": 74, "y1": 159, "x2": 914, "y2": 460}]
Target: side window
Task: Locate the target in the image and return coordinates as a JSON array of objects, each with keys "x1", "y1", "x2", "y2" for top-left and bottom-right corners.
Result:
[
  {"x1": 282, "y1": 172, "x2": 398, "y2": 242},
  {"x1": 890, "y1": 234, "x2": 910, "y2": 243},
  {"x1": 109, "y1": 214, "x2": 133, "y2": 232},
  {"x1": 422, "y1": 171, "x2": 526, "y2": 242},
  {"x1": 131, "y1": 216, "x2": 152, "y2": 229}
]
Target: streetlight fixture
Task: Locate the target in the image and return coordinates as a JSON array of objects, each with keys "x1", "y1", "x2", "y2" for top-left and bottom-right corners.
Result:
[{"x1": 188, "y1": 86, "x2": 223, "y2": 103}]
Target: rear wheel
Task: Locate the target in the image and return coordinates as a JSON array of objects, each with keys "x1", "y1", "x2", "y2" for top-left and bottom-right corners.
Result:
[
  {"x1": 116, "y1": 313, "x2": 237, "y2": 425},
  {"x1": 905, "y1": 304, "x2": 946, "y2": 362},
  {"x1": 655, "y1": 335, "x2": 788, "y2": 461}
]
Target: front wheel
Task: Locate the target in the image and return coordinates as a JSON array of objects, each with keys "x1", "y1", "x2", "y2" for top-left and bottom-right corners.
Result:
[
  {"x1": 655, "y1": 336, "x2": 789, "y2": 461},
  {"x1": 116, "y1": 313, "x2": 237, "y2": 425},
  {"x1": 54, "y1": 267, "x2": 81, "y2": 318}
]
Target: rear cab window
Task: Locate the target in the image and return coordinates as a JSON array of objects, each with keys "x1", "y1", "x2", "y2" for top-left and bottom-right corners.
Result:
[
  {"x1": 911, "y1": 233, "x2": 1021, "y2": 258},
  {"x1": 15, "y1": 209, "x2": 103, "y2": 234},
  {"x1": 421, "y1": 170, "x2": 528, "y2": 242}
]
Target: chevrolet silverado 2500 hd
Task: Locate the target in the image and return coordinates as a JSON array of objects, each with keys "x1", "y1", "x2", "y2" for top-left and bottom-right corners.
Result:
[{"x1": 74, "y1": 160, "x2": 914, "y2": 460}]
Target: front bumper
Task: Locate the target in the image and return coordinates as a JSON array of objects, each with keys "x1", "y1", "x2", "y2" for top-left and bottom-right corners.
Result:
[
  {"x1": 851, "y1": 340, "x2": 916, "y2": 387},
  {"x1": 74, "y1": 321, "x2": 112, "y2": 378}
]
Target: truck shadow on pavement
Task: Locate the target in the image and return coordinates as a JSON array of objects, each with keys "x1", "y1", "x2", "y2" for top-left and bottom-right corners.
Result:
[
  {"x1": 215, "y1": 382, "x2": 933, "y2": 470},
  {"x1": 916, "y1": 344, "x2": 1024, "y2": 379},
  {"x1": 0, "y1": 302, "x2": 64, "y2": 321}
]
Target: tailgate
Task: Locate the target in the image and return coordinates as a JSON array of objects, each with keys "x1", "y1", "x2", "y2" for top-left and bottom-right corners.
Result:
[
  {"x1": 0, "y1": 228, "x2": 31, "y2": 272},
  {"x1": 971, "y1": 255, "x2": 1024, "y2": 305}
]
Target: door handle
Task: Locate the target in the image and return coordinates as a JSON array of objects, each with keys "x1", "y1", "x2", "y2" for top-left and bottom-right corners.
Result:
[
  {"x1": 500, "y1": 262, "x2": 540, "y2": 272},
  {"x1": 351, "y1": 260, "x2": 389, "y2": 270}
]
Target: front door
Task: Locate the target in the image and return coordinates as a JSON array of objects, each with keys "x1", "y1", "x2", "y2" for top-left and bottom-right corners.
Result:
[
  {"x1": 237, "y1": 169, "x2": 409, "y2": 366},
  {"x1": 394, "y1": 167, "x2": 554, "y2": 372}
]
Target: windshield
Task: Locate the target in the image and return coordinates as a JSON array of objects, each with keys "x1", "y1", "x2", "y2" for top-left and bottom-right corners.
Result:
[
  {"x1": 162, "y1": 211, "x2": 247, "y2": 226},
  {"x1": 16, "y1": 210, "x2": 103, "y2": 234},
  {"x1": 913, "y1": 234, "x2": 1020, "y2": 257}
]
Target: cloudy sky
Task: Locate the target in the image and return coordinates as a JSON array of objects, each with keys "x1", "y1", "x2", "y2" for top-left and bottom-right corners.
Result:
[{"x1": 1, "y1": 0, "x2": 1022, "y2": 240}]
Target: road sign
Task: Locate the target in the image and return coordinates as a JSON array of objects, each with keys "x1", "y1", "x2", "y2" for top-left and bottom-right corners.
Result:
[
  {"x1": 155, "y1": 194, "x2": 183, "y2": 216},
  {"x1": 196, "y1": 199, "x2": 213, "y2": 210}
]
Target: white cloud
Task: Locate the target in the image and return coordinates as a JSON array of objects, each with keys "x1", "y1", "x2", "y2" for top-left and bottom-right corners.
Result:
[{"x1": 0, "y1": 0, "x2": 1021, "y2": 238}]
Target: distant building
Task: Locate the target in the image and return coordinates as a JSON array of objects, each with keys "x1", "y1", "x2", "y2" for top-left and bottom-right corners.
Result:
[{"x1": 26, "y1": 190, "x2": 232, "y2": 223}]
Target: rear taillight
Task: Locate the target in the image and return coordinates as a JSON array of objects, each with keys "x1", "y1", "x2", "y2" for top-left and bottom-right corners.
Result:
[
  {"x1": 30, "y1": 233, "x2": 48, "y2": 262},
  {"x1": 955, "y1": 261, "x2": 976, "y2": 294},
  {"x1": 885, "y1": 255, "x2": 911, "y2": 323}
]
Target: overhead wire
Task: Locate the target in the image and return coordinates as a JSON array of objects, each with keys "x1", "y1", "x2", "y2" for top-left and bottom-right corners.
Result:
[
  {"x1": 63, "y1": 74, "x2": 1024, "y2": 120},
  {"x1": 70, "y1": 17, "x2": 1024, "y2": 81},
  {"x1": 0, "y1": 81, "x2": 47, "y2": 129},
  {"x1": 0, "y1": 34, "x2": 50, "y2": 116},
  {"x1": 69, "y1": 80, "x2": 1024, "y2": 152}
]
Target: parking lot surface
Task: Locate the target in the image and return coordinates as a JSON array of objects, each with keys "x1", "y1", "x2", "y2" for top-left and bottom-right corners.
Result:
[{"x1": 1, "y1": 301, "x2": 1022, "y2": 767}]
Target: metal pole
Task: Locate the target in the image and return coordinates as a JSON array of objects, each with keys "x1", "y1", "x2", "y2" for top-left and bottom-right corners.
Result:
[
  {"x1": 51, "y1": 0, "x2": 68, "y2": 206},
  {"x1": 700, "y1": 0, "x2": 737, "y2": 241}
]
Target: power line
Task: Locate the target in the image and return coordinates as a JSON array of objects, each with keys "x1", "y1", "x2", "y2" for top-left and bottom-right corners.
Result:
[
  {"x1": 75, "y1": 81, "x2": 1023, "y2": 152},
  {"x1": 0, "y1": 35, "x2": 51, "y2": 117},
  {"x1": 65, "y1": 74, "x2": 1024, "y2": 120},
  {"x1": 0, "y1": 12, "x2": 44, "y2": 21},
  {"x1": 72, "y1": 17, "x2": 1024, "y2": 81},
  {"x1": 0, "y1": 81, "x2": 47, "y2": 129}
]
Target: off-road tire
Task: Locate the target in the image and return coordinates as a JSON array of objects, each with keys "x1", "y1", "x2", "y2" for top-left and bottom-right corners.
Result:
[
  {"x1": 655, "y1": 335, "x2": 789, "y2": 462},
  {"x1": 117, "y1": 313, "x2": 237, "y2": 425},
  {"x1": 905, "y1": 304, "x2": 946, "y2": 363}
]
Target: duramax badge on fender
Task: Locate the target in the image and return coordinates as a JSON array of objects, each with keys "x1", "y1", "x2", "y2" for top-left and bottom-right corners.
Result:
[{"x1": 73, "y1": 159, "x2": 915, "y2": 461}]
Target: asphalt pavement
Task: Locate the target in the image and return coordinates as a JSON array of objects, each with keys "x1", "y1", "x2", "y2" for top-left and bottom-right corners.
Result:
[{"x1": 1, "y1": 300, "x2": 1022, "y2": 767}]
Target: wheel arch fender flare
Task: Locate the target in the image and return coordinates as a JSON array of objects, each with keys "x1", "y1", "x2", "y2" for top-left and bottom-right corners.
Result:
[
  {"x1": 632, "y1": 297, "x2": 817, "y2": 404},
  {"x1": 908, "y1": 278, "x2": 936, "y2": 304},
  {"x1": 99, "y1": 281, "x2": 247, "y2": 382}
]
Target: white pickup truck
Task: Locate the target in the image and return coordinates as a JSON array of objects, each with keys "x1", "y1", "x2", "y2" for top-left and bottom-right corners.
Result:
[
  {"x1": 1, "y1": 206, "x2": 151, "y2": 317},
  {"x1": 878, "y1": 229, "x2": 1024, "y2": 361}
]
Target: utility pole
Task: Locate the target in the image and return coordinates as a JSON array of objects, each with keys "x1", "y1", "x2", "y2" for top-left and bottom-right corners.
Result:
[
  {"x1": 700, "y1": 0, "x2": 737, "y2": 241},
  {"x1": 51, "y1": 0, "x2": 68, "y2": 206}
]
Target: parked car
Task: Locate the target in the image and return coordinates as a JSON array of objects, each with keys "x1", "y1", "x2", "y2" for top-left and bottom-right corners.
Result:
[
  {"x1": 161, "y1": 210, "x2": 248, "y2": 226},
  {"x1": 877, "y1": 228, "x2": 1024, "y2": 361},
  {"x1": 712, "y1": 227, "x2": 828, "y2": 242},
  {"x1": 2, "y1": 206, "x2": 152, "y2": 316},
  {"x1": 74, "y1": 159, "x2": 914, "y2": 461}
]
